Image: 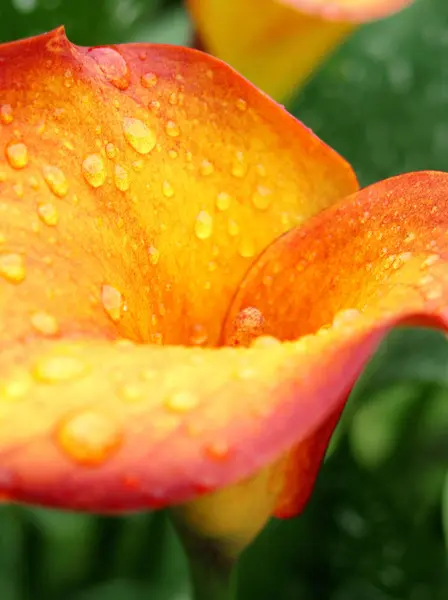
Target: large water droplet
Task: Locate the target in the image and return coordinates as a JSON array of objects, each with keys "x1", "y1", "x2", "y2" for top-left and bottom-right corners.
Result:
[
  {"x1": 37, "y1": 202, "x2": 59, "y2": 227},
  {"x1": 162, "y1": 180, "x2": 174, "y2": 198},
  {"x1": 33, "y1": 355, "x2": 88, "y2": 383},
  {"x1": 123, "y1": 117, "x2": 156, "y2": 155},
  {"x1": 141, "y1": 72, "x2": 158, "y2": 88},
  {"x1": 200, "y1": 159, "x2": 214, "y2": 176},
  {"x1": 195, "y1": 210, "x2": 213, "y2": 240},
  {"x1": 42, "y1": 165, "x2": 68, "y2": 197},
  {"x1": 88, "y1": 47, "x2": 130, "y2": 90},
  {"x1": 0, "y1": 253, "x2": 26, "y2": 283},
  {"x1": 101, "y1": 284, "x2": 124, "y2": 322},
  {"x1": 105, "y1": 142, "x2": 117, "y2": 159},
  {"x1": 82, "y1": 153, "x2": 107, "y2": 188},
  {"x1": 5, "y1": 141, "x2": 28, "y2": 169},
  {"x1": 114, "y1": 164, "x2": 129, "y2": 191},
  {"x1": 31, "y1": 311, "x2": 60, "y2": 336},
  {"x1": 189, "y1": 323, "x2": 208, "y2": 346},
  {"x1": 57, "y1": 409, "x2": 122, "y2": 465},
  {"x1": 165, "y1": 120, "x2": 180, "y2": 137},
  {"x1": 165, "y1": 390, "x2": 199, "y2": 413},
  {"x1": 227, "y1": 219, "x2": 239, "y2": 237},
  {"x1": 231, "y1": 151, "x2": 247, "y2": 178},
  {"x1": 238, "y1": 237, "x2": 256, "y2": 258},
  {"x1": 228, "y1": 307, "x2": 264, "y2": 347}
]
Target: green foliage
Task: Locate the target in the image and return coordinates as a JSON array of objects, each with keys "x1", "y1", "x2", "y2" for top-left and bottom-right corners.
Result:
[{"x1": 0, "y1": 0, "x2": 447, "y2": 598}]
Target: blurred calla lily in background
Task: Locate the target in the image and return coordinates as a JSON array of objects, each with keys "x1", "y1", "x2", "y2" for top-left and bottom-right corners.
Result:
[
  {"x1": 0, "y1": 26, "x2": 447, "y2": 594},
  {"x1": 187, "y1": 0, "x2": 414, "y2": 100}
]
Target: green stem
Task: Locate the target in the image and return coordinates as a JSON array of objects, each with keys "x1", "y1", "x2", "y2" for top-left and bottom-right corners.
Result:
[{"x1": 171, "y1": 513, "x2": 238, "y2": 600}]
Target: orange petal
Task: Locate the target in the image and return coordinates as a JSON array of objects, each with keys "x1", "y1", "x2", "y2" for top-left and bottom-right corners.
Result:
[
  {"x1": 1, "y1": 168, "x2": 446, "y2": 512},
  {"x1": 223, "y1": 171, "x2": 448, "y2": 517},
  {"x1": 188, "y1": 0, "x2": 413, "y2": 100},
  {"x1": 0, "y1": 28, "x2": 355, "y2": 510}
]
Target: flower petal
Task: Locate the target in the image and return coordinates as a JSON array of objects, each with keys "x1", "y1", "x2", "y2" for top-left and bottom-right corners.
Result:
[
  {"x1": 1, "y1": 168, "x2": 446, "y2": 511},
  {"x1": 0, "y1": 28, "x2": 356, "y2": 511},
  {"x1": 0, "y1": 28, "x2": 356, "y2": 349},
  {"x1": 188, "y1": 0, "x2": 413, "y2": 100},
  {"x1": 223, "y1": 171, "x2": 448, "y2": 517}
]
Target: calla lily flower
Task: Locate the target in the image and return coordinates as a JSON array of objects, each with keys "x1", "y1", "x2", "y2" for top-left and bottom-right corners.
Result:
[
  {"x1": 187, "y1": 0, "x2": 414, "y2": 100},
  {"x1": 0, "y1": 27, "x2": 447, "y2": 597}
]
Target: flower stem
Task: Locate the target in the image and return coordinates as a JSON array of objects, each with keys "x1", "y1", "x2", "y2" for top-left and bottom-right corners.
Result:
[{"x1": 171, "y1": 513, "x2": 238, "y2": 600}]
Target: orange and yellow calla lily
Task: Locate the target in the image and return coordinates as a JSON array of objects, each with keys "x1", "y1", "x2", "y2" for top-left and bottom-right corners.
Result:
[
  {"x1": 0, "y1": 28, "x2": 447, "y2": 559},
  {"x1": 187, "y1": 0, "x2": 414, "y2": 100}
]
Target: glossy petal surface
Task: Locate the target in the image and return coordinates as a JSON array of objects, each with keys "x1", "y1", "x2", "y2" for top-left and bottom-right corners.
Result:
[
  {"x1": 0, "y1": 28, "x2": 357, "y2": 510},
  {"x1": 188, "y1": 0, "x2": 412, "y2": 100},
  {"x1": 223, "y1": 171, "x2": 448, "y2": 516}
]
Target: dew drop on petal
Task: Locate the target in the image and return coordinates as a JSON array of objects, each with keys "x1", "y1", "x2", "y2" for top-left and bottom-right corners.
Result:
[
  {"x1": 148, "y1": 245, "x2": 160, "y2": 265},
  {"x1": 162, "y1": 180, "x2": 174, "y2": 198},
  {"x1": 200, "y1": 159, "x2": 214, "y2": 176},
  {"x1": 82, "y1": 153, "x2": 107, "y2": 188},
  {"x1": 332, "y1": 308, "x2": 361, "y2": 328},
  {"x1": 228, "y1": 307, "x2": 265, "y2": 347},
  {"x1": 42, "y1": 165, "x2": 68, "y2": 197},
  {"x1": 0, "y1": 104, "x2": 13, "y2": 125},
  {"x1": 165, "y1": 120, "x2": 180, "y2": 137},
  {"x1": 56, "y1": 409, "x2": 122, "y2": 465},
  {"x1": 165, "y1": 390, "x2": 199, "y2": 413},
  {"x1": 101, "y1": 284, "x2": 124, "y2": 322},
  {"x1": 5, "y1": 141, "x2": 28, "y2": 169},
  {"x1": 118, "y1": 382, "x2": 144, "y2": 403},
  {"x1": 205, "y1": 440, "x2": 230, "y2": 460},
  {"x1": 235, "y1": 98, "x2": 247, "y2": 112},
  {"x1": 88, "y1": 47, "x2": 130, "y2": 90},
  {"x1": 189, "y1": 323, "x2": 208, "y2": 346},
  {"x1": 238, "y1": 237, "x2": 256, "y2": 258},
  {"x1": 105, "y1": 142, "x2": 116, "y2": 159},
  {"x1": 227, "y1": 219, "x2": 239, "y2": 237},
  {"x1": 0, "y1": 374, "x2": 31, "y2": 401},
  {"x1": 0, "y1": 253, "x2": 26, "y2": 283},
  {"x1": 114, "y1": 164, "x2": 130, "y2": 191},
  {"x1": 231, "y1": 151, "x2": 247, "y2": 178},
  {"x1": 33, "y1": 355, "x2": 88, "y2": 383},
  {"x1": 216, "y1": 191, "x2": 231, "y2": 211},
  {"x1": 141, "y1": 72, "x2": 158, "y2": 88},
  {"x1": 123, "y1": 117, "x2": 156, "y2": 154},
  {"x1": 195, "y1": 210, "x2": 213, "y2": 240},
  {"x1": 251, "y1": 335, "x2": 281, "y2": 348},
  {"x1": 252, "y1": 185, "x2": 272, "y2": 210},
  {"x1": 37, "y1": 202, "x2": 59, "y2": 226},
  {"x1": 30, "y1": 311, "x2": 60, "y2": 336}
]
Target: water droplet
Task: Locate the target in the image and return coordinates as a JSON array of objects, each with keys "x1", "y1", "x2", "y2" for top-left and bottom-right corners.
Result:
[
  {"x1": 0, "y1": 104, "x2": 13, "y2": 124},
  {"x1": 421, "y1": 253, "x2": 440, "y2": 268},
  {"x1": 148, "y1": 245, "x2": 159, "y2": 265},
  {"x1": 228, "y1": 307, "x2": 264, "y2": 347},
  {"x1": 57, "y1": 409, "x2": 122, "y2": 465},
  {"x1": 235, "y1": 98, "x2": 247, "y2": 111},
  {"x1": 101, "y1": 284, "x2": 124, "y2": 322},
  {"x1": 114, "y1": 164, "x2": 129, "y2": 191},
  {"x1": 0, "y1": 374, "x2": 31, "y2": 401},
  {"x1": 227, "y1": 219, "x2": 239, "y2": 236},
  {"x1": 123, "y1": 117, "x2": 156, "y2": 154},
  {"x1": 168, "y1": 91, "x2": 178, "y2": 105},
  {"x1": 105, "y1": 142, "x2": 116, "y2": 159},
  {"x1": 0, "y1": 253, "x2": 26, "y2": 283},
  {"x1": 165, "y1": 390, "x2": 199, "y2": 413},
  {"x1": 251, "y1": 335, "x2": 280, "y2": 348},
  {"x1": 195, "y1": 210, "x2": 213, "y2": 240},
  {"x1": 404, "y1": 232, "x2": 416, "y2": 244},
  {"x1": 89, "y1": 47, "x2": 130, "y2": 90},
  {"x1": 118, "y1": 382, "x2": 144, "y2": 403},
  {"x1": 162, "y1": 180, "x2": 174, "y2": 198},
  {"x1": 205, "y1": 440, "x2": 229, "y2": 460},
  {"x1": 216, "y1": 191, "x2": 231, "y2": 211},
  {"x1": 189, "y1": 323, "x2": 208, "y2": 346},
  {"x1": 31, "y1": 311, "x2": 59, "y2": 336},
  {"x1": 37, "y1": 202, "x2": 59, "y2": 226},
  {"x1": 252, "y1": 185, "x2": 272, "y2": 210},
  {"x1": 238, "y1": 237, "x2": 256, "y2": 258},
  {"x1": 332, "y1": 308, "x2": 361, "y2": 328},
  {"x1": 42, "y1": 165, "x2": 68, "y2": 197},
  {"x1": 200, "y1": 159, "x2": 214, "y2": 176},
  {"x1": 34, "y1": 355, "x2": 88, "y2": 383},
  {"x1": 5, "y1": 141, "x2": 28, "y2": 169},
  {"x1": 141, "y1": 72, "x2": 158, "y2": 88},
  {"x1": 231, "y1": 151, "x2": 247, "y2": 178},
  {"x1": 82, "y1": 153, "x2": 107, "y2": 188},
  {"x1": 165, "y1": 120, "x2": 180, "y2": 137}
]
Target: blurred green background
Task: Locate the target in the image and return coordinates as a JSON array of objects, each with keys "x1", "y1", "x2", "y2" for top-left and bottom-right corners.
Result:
[{"x1": 0, "y1": 0, "x2": 447, "y2": 598}]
